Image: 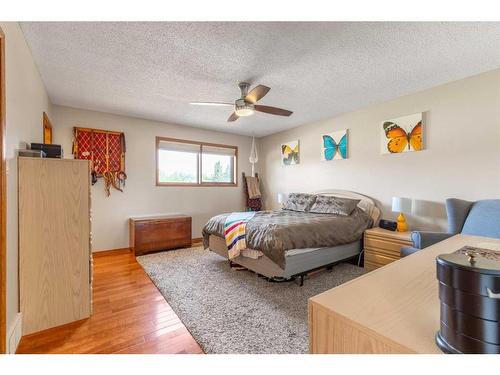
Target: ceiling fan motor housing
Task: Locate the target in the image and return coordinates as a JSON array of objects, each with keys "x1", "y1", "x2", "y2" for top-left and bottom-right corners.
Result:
[{"x1": 238, "y1": 82, "x2": 250, "y2": 97}]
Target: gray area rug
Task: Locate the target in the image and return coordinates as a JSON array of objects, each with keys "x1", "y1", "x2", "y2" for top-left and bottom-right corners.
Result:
[{"x1": 137, "y1": 246, "x2": 365, "y2": 354}]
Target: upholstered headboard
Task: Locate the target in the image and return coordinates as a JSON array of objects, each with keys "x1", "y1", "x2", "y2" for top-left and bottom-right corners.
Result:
[{"x1": 312, "y1": 189, "x2": 381, "y2": 226}]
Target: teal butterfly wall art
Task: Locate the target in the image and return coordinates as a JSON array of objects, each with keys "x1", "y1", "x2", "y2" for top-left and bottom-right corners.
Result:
[{"x1": 322, "y1": 130, "x2": 348, "y2": 160}]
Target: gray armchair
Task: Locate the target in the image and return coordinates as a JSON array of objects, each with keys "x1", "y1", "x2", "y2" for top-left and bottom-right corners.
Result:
[{"x1": 400, "y1": 198, "x2": 500, "y2": 257}]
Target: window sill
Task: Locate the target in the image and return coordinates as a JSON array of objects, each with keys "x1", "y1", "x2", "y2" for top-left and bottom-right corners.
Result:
[{"x1": 156, "y1": 182, "x2": 238, "y2": 187}]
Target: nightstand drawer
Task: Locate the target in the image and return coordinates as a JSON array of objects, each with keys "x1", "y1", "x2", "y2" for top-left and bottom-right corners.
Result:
[
  {"x1": 365, "y1": 252, "x2": 398, "y2": 270},
  {"x1": 364, "y1": 237, "x2": 406, "y2": 258},
  {"x1": 363, "y1": 227, "x2": 412, "y2": 270},
  {"x1": 365, "y1": 246, "x2": 401, "y2": 259}
]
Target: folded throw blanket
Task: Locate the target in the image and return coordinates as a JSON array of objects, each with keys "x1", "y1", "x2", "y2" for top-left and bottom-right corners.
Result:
[
  {"x1": 224, "y1": 211, "x2": 256, "y2": 259},
  {"x1": 245, "y1": 176, "x2": 261, "y2": 199}
]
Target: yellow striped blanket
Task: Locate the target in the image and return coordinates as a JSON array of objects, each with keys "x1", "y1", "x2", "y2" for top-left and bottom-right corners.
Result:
[{"x1": 224, "y1": 212, "x2": 256, "y2": 259}]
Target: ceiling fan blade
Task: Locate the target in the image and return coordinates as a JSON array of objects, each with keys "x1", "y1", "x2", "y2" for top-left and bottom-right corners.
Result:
[
  {"x1": 190, "y1": 102, "x2": 234, "y2": 106},
  {"x1": 245, "y1": 85, "x2": 271, "y2": 103},
  {"x1": 254, "y1": 105, "x2": 293, "y2": 117},
  {"x1": 227, "y1": 112, "x2": 239, "y2": 122}
]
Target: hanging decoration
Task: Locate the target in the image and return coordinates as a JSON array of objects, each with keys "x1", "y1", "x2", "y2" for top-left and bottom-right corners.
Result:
[
  {"x1": 72, "y1": 127, "x2": 127, "y2": 196},
  {"x1": 249, "y1": 136, "x2": 258, "y2": 177}
]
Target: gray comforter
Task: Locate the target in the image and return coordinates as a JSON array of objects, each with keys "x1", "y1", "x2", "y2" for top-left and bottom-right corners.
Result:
[{"x1": 202, "y1": 208, "x2": 373, "y2": 269}]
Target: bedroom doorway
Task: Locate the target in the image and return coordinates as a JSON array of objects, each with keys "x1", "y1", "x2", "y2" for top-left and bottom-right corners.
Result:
[{"x1": 0, "y1": 26, "x2": 6, "y2": 354}]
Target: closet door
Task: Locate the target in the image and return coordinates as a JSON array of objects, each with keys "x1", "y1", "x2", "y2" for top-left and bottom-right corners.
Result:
[{"x1": 19, "y1": 158, "x2": 91, "y2": 335}]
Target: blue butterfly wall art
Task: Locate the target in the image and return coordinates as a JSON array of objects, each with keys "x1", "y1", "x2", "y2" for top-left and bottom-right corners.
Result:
[{"x1": 322, "y1": 129, "x2": 348, "y2": 161}]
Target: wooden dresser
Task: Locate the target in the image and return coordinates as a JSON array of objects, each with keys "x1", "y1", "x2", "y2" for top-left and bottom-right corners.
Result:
[
  {"x1": 309, "y1": 234, "x2": 500, "y2": 354},
  {"x1": 129, "y1": 215, "x2": 192, "y2": 256},
  {"x1": 19, "y1": 157, "x2": 92, "y2": 335},
  {"x1": 363, "y1": 227, "x2": 412, "y2": 270}
]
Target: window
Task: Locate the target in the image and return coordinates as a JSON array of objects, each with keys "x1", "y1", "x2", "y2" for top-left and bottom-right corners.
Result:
[{"x1": 156, "y1": 137, "x2": 238, "y2": 186}]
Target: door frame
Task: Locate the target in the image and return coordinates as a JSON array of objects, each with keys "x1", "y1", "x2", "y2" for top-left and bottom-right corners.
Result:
[{"x1": 0, "y1": 26, "x2": 6, "y2": 354}]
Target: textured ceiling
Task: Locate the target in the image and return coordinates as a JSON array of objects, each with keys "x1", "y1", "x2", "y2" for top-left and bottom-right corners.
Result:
[{"x1": 20, "y1": 22, "x2": 500, "y2": 137}]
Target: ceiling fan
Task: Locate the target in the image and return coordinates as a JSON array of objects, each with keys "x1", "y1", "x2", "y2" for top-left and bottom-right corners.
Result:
[{"x1": 190, "y1": 82, "x2": 293, "y2": 122}]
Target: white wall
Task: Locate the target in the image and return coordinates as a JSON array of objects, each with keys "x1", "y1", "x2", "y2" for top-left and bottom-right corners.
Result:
[
  {"x1": 51, "y1": 105, "x2": 255, "y2": 252},
  {"x1": 259, "y1": 69, "x2": 500, "y2": 231},
  {"x1": 1, "y1": 22, "x2": 52, "y2": 345}
]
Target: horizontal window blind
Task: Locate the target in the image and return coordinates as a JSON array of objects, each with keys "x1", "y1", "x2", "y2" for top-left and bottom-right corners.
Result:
[
  {"x1": 201, "y1": 144, "x2": 236, "y2": 156},
  {"x1": 158, "y1": 140, "x2": 201, "y2": 153}
]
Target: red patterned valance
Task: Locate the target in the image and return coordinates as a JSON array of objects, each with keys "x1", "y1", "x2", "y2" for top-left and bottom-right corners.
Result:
[{"x1": 73, "y1": 127, "x2": 126, "y2": 196}]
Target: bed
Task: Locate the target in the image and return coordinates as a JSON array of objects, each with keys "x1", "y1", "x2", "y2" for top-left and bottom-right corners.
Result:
[{"x1": 202, "y1": 190, "x2": 381, "y2": 282}]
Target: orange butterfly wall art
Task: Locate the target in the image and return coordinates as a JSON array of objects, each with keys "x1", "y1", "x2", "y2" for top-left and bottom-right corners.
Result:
[{"x1": 381, "y1": 113, "x2": 424, "y2": 154}]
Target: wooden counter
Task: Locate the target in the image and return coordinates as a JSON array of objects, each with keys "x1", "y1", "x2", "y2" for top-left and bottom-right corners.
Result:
[{"x1": 309, "y1": 234, "x2": 500, "y2": 353}]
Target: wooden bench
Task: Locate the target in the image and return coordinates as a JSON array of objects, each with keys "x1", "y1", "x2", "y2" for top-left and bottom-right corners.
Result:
[{"x1": 129, "y1": 214, "x2": 192, "y2": 256}]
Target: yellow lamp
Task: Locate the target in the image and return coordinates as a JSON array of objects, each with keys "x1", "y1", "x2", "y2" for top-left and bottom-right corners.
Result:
[{"x1": 392, "y1": 197, "x2": 412, "y2": 232}]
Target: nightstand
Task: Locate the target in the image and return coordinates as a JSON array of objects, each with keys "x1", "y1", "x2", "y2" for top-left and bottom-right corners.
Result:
[{"x1": 363, "y1": 227, "x2": 412, "y2": 270}]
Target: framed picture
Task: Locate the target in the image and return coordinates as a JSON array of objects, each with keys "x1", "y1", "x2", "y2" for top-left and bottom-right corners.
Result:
[
  {"x1": 281, "y1": 140, "x2": 299, "y2": 165},
  {"x1": 321, "y1": 129, "x2": 348, "y2": 160},
  {"x1": 381, "y1": 112, "x2": 423, "y2": 154},
  {"x1": 43, "y1": 112, "x2": 53, "y2": 144}
]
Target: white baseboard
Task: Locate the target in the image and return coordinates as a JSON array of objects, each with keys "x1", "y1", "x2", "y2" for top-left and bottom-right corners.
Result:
[{"x1": 7, "y1": 313, "x2": 22, "y2": 354}]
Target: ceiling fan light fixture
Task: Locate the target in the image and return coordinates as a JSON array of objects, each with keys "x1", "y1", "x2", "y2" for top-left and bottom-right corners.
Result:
[
  {"x1": 235, "y1": 107, "x2": 254, "y2": 117},
  {"x1": 235, "y1": 99, "x2": 254, "y2": 117}
]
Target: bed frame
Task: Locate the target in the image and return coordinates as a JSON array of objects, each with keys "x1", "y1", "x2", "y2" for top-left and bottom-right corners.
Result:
[{"x1": 208, "y1": 190, "x2": 381, "y2": 284}]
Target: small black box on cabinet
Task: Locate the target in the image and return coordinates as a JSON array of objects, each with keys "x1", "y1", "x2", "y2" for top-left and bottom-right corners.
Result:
[
  {"x1": 379, "y1": 219, "x2": 397, "y2": 231},
  {"x1": 30, "y1": 143, "x2": 63, "y2": 158}
]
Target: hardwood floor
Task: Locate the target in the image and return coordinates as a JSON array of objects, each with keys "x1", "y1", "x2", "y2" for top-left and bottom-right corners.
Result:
[{"x1": 16, "y1": 250, "x2": 203, "y2": 354}]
